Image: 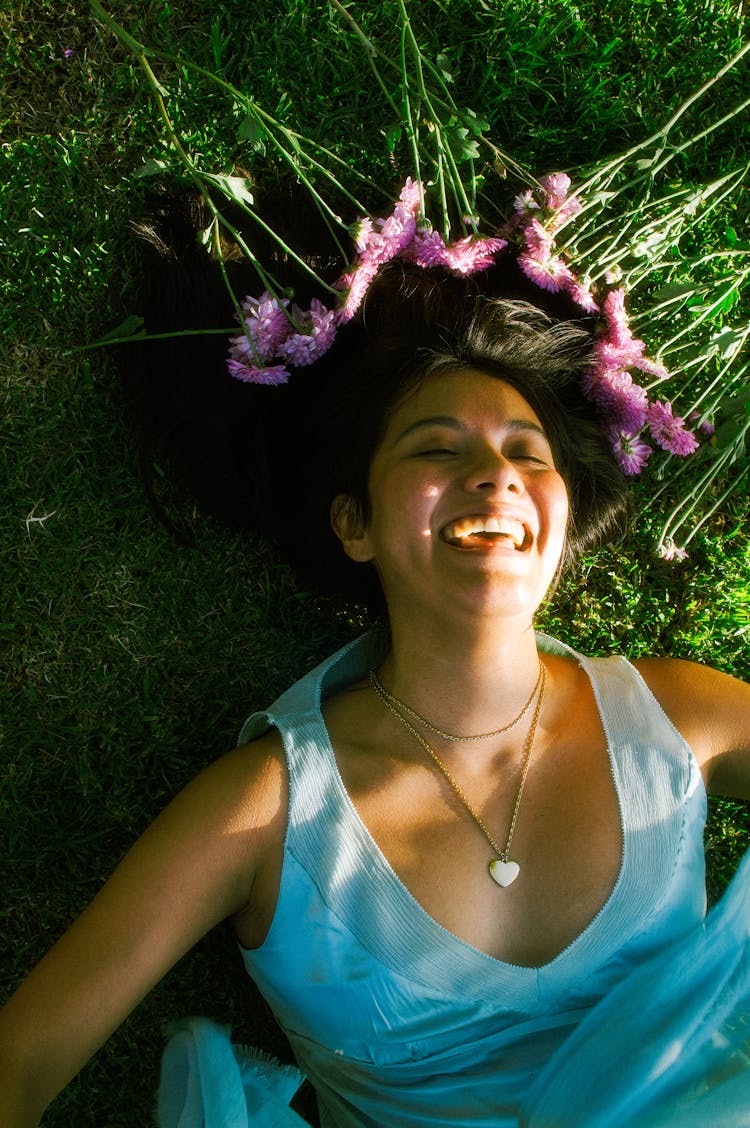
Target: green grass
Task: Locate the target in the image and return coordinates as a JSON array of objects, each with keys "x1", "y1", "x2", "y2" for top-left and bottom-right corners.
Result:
[{"x1": 2, "y1": 1, "x2": 749, "y2": 1124}]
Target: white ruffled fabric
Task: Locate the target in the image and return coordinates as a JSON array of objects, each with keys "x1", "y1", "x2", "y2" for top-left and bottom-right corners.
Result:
[{"x1": 157, "y1": 1017, "x2": 307, "y2": 1128}]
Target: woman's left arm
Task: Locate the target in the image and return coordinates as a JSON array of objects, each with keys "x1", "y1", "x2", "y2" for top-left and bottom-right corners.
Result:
[{"x1": 634, "y1": 658, "x2": 750, "y2": 798}]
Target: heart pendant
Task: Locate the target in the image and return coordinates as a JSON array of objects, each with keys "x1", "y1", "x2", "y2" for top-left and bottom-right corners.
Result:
[{"x1": 489, "y1": 858, "x2": 520, "y2": 887}]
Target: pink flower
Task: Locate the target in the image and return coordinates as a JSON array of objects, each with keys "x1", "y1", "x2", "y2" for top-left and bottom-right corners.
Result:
[
  {"x1": 597, "y1": 290, "x2": 669, "y2": 379},
  {"x1": 658, "y1": 540, "x2": 689, "y2": 561},
  {"x1": 522, "y1": 218, "x2": 554, "y2": 261},
  {"x1": 350, "y1": 218, "x2": 374, "y2": 253},
  {"x1": 513, "y1": 190, "x2": 539, "y2": 214},
  {"x1": 396, "y1": 176, "x2": 422, "y2": 217},
  {"x1": 518, "y1": 252, "x2": 575, "y2": 293},
  {"x1": 227, "y1": 359, "x2": 290, "y2": 385},
  {"x1": 602, "y1": 289, "x2": 631, "y2": 348},
  {"x1": 228, "y1": 332, "x2": 258, "y2": 364},
  {"x1": 566, "y1": 279, "x2": 599, "y2": 313},
  {"x1": 590, "y1": 369, "x2": 648, "y2": 434},
  {"x1": 647, "y1": 401, "x2": 699, "y2": 456},
  {"x1": 239, "y1": 292, "x2": 290, "y2": 360},
  {"x1": 610, "y1": 430, "x2": 652, "y2": 475},
  {"x1": 335, "y1": 259, "x2": 379, "y2": 322},
  {"x1": 634, "y1": 354, "x2": 669, "y2": 380},
  {"x1": 277, "y1": 299, "x2": 338, "y2": 367},
  {"x1": 538, "y1": 173, "x2": 582, "y2": 230},
  {"x1": 404, "y1": 228, "x2": 447, "y2": 268},
  {"x1": 374, "y1": 211, "x2": 417, "y2": 263},
  {"x1": 539, "y1": 172, "x2": 572, "y2": 209},
  {"x1": 548, "y1": 196, "x2": 583, "y2": 232},
  {"x1": 441, "y1": 235, "x2": 507, "y2": 275}
]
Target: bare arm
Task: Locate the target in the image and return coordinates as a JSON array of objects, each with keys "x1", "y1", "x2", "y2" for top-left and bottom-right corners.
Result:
[
  {"x1": 634, "y1": 658, "x2": 750, "y2": 796},
  {"x1": 0, "y1": 733, "x2": 287, "y2": 1127}
]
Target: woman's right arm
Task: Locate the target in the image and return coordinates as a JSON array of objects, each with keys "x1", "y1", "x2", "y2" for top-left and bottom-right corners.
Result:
[{"x1": 0, "y1": 733, "x2": 287, "y2": 1127}]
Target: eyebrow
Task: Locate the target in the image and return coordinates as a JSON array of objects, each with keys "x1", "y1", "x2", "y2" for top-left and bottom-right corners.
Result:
[{"x1": 394, "y1": 415, "x2": 549, "y2": 443}]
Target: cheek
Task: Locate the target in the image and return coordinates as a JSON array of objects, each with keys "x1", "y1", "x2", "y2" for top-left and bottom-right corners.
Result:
[
  {"x1": 546, "y1": 479, "x2": 570, "y2": 550},
  {"x1": 364, "y1": 471, "x2": 441, "y2": 560}
]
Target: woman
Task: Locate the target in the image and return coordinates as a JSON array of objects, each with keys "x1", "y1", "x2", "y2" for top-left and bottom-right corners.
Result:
[{"x1": 1, "y1": 224, "x2": 749, "y2": 1127}]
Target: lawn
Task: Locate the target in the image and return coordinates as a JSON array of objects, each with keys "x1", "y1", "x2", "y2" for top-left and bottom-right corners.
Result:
[{"x1": 2, "y1": 1, "x2": 749, "y2": 1124}]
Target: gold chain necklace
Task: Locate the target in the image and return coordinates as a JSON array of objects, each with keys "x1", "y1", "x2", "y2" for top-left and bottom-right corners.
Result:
[
  {"x1": 370, "y1": 665, "x2": 546, "y2": 887},
  {"x1": 369, "y1": 663, "x2": 543, "y2": 742}
]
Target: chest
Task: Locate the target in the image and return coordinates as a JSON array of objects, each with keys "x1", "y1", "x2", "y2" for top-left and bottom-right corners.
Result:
[{"x1": 331, "y1": 697, "x2": 622, "y2": 967}]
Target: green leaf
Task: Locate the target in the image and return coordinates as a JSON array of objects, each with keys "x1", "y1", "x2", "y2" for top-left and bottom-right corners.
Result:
[
  {"x1": 97, "y1": 315, "x2": 146, "y2": 343},
  {"x1": 446, "y1": 124, "x2": 480, "y2": 162},
  {"x1": 384, "y1": 121, "x2": 403, "y2": 153},
  {"x1": 238, "y1": 115, "x2": 265, "y2": 143},
  {"x1": 724, "y1": 389, "x2": 750, "y2": 413},
  {"x1": 134, "y1": 158, "x2": 167, "y2": 179},
  {"x1": 436, "y1": 53, "x2": 454, "y2": 84},
  {"x1": 202, "y1": 173, "x2": 255, "y2": 207},
  {"x1": 711, "y1": 327, "x2": 747, "y2": 360},
  {"x1": 651, "y1": 282, "x2": 697, "y2": 304},
  {"x1": 460, "y1": 107, "x2": 491, "y2": 135},
  {"x1": 238, "y1": 114, "x2": 266, "y2": 155},
  {"x1": 712, "y1": 418, "x2": 747, "y2": 452}
]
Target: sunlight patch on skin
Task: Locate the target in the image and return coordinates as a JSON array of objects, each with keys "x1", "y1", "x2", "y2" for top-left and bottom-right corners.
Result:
[{"x1": 424, "y1": 486, "x2": 439, "y2": 498}]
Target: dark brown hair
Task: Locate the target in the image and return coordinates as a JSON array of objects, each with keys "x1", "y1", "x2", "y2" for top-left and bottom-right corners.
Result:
[{"x1": 120, "y1": 190, "x2": 629, "y2": 611}]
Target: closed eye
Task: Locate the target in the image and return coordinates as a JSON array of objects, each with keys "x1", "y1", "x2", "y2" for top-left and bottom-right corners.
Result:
[
  {"x1": 506, "y1": 444, "x2": 553, "y2": 466},
  {"x1": 511, "y1": 452, "x2": 549, "y2": 465},
  {"x1": 415, "y1": 448, "x2": 458, "y2": 458}
]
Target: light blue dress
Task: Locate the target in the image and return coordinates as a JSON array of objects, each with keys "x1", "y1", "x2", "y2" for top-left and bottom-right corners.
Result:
[{"x1": 157, "y1": 633, "x2": 750, "y2": 1127}]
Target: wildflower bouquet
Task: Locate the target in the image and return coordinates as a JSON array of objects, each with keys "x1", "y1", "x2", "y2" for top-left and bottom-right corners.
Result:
[{"x1": 90, "y1": 0, "x2": 749, "y2": 557}]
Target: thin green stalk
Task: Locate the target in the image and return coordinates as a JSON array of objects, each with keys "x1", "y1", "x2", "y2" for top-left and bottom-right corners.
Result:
[
  {"x1": 328, "y1": 0, "x2": 463, "y2": 125},
  {"x1": 63, "y1": 327, "x2": 236, "y2": 356},
  {"x1": 399, "y1": 14, "x2": 423, "y2": 212},
  {"x1": 652, "y1": 421, "x2": 745, "y2": 510},
  {"x1": 574, "y1": 39, "x2": 750, "y2": 200},
  {"x1": 328, "y1": 0, "x2": 403, "y2": 123},
  {"x1": 90, "y1": 0, "x2": 154, "y2": 57},
  {"x1": 210, "y1": 216, "x2": 251, "y2": 329},
  {"x1": 92, "y1": 3, "x2": 372, "y2": 229},
  {"x1": 136, "y1": 55, "x2": 254, "y2": 320},
  {"x1": 686, "y1": 355, "x2": 750, "y2": 417},
  {"x1": 308, "y1": 191, "x2": 350, "y2": 263},
  {"x1": 91, "y1": 6, "x2": 268, "y2": 314},
  {"x1": 658, "y1": 432, "x2": 749, "y2": 548},
  {"x1": 401, "y1": 5, "x2": 473, "y2": 227},
  {"x1": 681, "y1": 464, "x2": 750, "y2": 548},
  {"x1": 653, "y1": 270, "x2": 750, "y2": 362},
  {"x1": 153, "y1": 48, "x2": 379, "y2": 209},
  {"x1": 144, "y1": 56, "x2": 339, "y2": 294},
  {"x1": 434, "y1": 147, "x2": 449, "y2": 240}
]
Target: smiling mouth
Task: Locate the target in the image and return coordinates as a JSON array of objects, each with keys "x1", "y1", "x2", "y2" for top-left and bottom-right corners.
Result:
[{"x1": 440, "y1": 515, "x2": 529, "y2": 550}]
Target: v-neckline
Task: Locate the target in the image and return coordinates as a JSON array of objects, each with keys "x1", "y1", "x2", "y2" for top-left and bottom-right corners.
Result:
[{"x1": 315, "y1": 632, "x2": 627, "y2": 975}]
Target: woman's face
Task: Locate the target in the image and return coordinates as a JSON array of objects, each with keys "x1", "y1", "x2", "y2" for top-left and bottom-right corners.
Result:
[{"x1": 333, "y1": 368, "x2": 569, "y2": 627}]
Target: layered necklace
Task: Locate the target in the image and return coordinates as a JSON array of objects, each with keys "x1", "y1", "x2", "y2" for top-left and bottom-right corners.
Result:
[{"x1": 369, "y1": 663, "x2": 546, "y2": 887}]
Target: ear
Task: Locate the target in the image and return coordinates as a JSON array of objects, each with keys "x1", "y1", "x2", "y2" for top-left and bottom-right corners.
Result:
[{"x1": 330, "y1": 494, "x2": 374, "y2": 563}]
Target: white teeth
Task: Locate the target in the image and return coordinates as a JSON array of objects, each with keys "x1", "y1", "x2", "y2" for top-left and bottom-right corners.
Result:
[{"x1": 442, "y1": 515, "x2": 526, "y2": 547}]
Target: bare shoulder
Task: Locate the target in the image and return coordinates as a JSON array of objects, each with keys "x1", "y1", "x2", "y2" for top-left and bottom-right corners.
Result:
[
  {"x1": 144, "y1": 728, "x2": 288, "y2": 887},
  {"x1": 632, "y1": 656, "x2": 750, "y2": 794},
  {"x1": 195, "y1": 728, "x2": 288, "y2": 835}
]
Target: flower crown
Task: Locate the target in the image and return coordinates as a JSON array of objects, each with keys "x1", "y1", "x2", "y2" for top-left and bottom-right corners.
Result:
[{"x1": 227, "y1": 174, "x2": 699, "y2": 477}]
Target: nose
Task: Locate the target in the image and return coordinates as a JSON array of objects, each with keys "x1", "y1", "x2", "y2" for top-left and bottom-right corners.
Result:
[{"x1": 463, "y1": 448, "x2": 524, "y2": 494}]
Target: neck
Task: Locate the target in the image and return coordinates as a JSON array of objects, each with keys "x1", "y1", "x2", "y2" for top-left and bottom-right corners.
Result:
[{"x1": 378, "y1": 609, "x2": 542, "y2": 739}]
